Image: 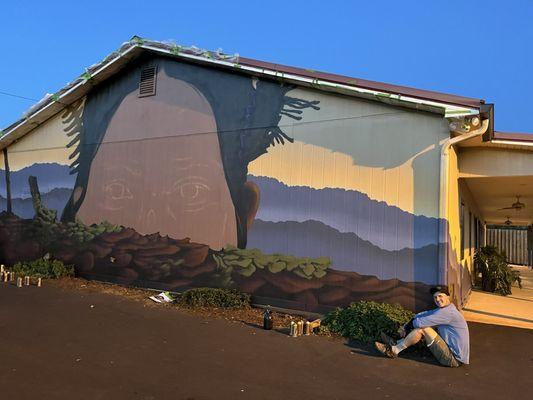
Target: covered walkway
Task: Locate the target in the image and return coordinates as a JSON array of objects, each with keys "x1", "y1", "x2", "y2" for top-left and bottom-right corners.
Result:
[
  {"x1": 463, "y1": 266, "x2": 533, "y2": 329},
  {"x1": 456, "y1": 132, "x2": 533, "y2": 329}
]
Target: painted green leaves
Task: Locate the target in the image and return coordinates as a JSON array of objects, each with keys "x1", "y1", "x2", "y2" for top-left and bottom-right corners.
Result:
[
  {"x1": 213, "y1": 245, "x2": 330, "y2": 280},
  {"x1": 64, "y1": 220, "x2": 122, "y2": 243}
]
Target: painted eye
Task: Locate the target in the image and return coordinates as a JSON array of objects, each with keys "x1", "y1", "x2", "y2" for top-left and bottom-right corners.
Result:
[
  {"x1": 175, "y1": 178, "x2": 209, "y2": 200},
  {"x1": 182, "y1": 182, "x2": 208, "y2": 199},
  {"x1": 104, "y1": 181, "x2": 133, "y2": 200},
  {"x1": 172, "y1": 176, "x2": 211, "y2": 211}
]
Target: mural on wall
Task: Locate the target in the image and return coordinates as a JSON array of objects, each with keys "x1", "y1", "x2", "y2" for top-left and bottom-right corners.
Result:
[
  {"x1": 59, "y1": 60, "x2": 320, "y2": 250},
  {"x1": 0, "y1": 56, "x2": 450, "y2": 312},
  {"x1": 246, "y1": 88, "x2": 448, "y2": 283},
  {"x1": 0, "y1": 104, "x2": 79, "y2": 219}
]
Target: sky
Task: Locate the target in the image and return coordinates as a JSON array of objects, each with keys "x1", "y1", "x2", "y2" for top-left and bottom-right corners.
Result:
[{"x1": 2, "y1": 0, "x2": 533, "y2": 133}]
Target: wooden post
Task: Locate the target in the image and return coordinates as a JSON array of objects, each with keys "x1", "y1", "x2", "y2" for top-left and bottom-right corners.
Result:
[
  {"x1": 3, "y1": 148, "x2": 12, "y2": 214},
  {"x1": 28, "y1": 175, "x2": 44, "y2": 217}
]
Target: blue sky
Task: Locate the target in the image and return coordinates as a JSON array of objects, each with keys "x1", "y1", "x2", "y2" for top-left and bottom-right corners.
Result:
[{"x1": 2, "y1": 0, "x2": 533, "y2": 133}]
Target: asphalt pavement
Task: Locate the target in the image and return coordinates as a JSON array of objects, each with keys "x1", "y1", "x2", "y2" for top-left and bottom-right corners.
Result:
[{"x1": 1, "y1": 282, "x2": 532, "y2": 400}]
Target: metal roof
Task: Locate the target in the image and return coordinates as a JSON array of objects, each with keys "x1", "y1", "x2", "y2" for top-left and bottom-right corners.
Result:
[
  {"x1": 238, "y1": 57, "x2": 485, "y2": 109},
  {"x1": 458, "y1": 130, "x2": 533, "y2": 151},
  {"x1": 489, "y1": 131, "x2": 533, "y2": 149},
  {"x1": 0, "y1": 36, "x2": 487, "y2": 150}
]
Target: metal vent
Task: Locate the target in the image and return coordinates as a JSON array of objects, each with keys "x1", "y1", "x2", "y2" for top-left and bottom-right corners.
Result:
[{"x1": 138, "y1": 65, "x2": 157, "y2": 97}]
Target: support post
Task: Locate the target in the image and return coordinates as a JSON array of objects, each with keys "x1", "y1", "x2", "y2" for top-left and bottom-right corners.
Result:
[{"x1": 3, "y1": 148, "x2": 12, "y2": 214}]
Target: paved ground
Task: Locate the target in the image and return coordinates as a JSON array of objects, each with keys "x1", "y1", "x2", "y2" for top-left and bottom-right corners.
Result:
[
  {"x1": 1, "y1": 282, "x2": 532, "y2": 400},
  {"x1": 464, "y1": 266, "x2": 533, "y2": 329}
]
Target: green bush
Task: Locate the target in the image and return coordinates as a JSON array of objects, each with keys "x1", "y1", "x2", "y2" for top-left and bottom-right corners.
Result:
[
  {"x1": 323, "y1": 301, "x2": 414, "y2": 343},
  {"x1": 474, "y1": 246, "x2": 521, "y2": 296},
  {"x1": 12, "y1": 257, "x2": 75, "y2": 279},
  {"x1": 179, "y1": 287, "x2": 251, "y2": 309}
]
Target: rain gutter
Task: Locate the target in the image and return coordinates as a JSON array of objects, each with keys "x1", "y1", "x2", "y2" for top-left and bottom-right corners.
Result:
[{"x1": 490, "y1": 139, "x2": 533, "y2": 147}]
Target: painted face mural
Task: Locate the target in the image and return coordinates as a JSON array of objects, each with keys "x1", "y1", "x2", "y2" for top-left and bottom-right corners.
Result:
[
  {"x1": 75, "y1": 77, "x2": 237, "y2": 249},
  {"x1": 61, "y1": 57, "x2": 319, "y2": 250}
]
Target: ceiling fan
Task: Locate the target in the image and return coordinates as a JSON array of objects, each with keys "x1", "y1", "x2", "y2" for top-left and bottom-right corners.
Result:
[{"x1": 498, "y1": 195, "x2": 526, "y2": 211}]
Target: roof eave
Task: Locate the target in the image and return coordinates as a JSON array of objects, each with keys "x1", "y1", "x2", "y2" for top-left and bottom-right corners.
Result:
[
  {"x1": 0, "y1": 45, "x2": 144, "y2": 149},
  {"x1": 149, "y1": 43, "x2": 481, "y2": 117},
  {"x1": 0, "y1": 40, "x2": 482, "y2": 150},
  {"x1": 490, "y1": 131, "x2": 533, "y2": 148}
]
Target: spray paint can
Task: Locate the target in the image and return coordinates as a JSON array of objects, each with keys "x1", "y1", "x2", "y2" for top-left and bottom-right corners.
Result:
[
  {"x1": 289, "y1": 321, "x2": 298, "y2": 337},
  {"x1": 297, "y1": 320, "x2": 304, "y2": 336},
  {"x1": 37, "y1": 278, "x2": 42, "y2": 287},
  {"x1": 9, "y1": 272, "x2": 15, "y2": 282},
  {"x1": 0, "y1": 264, "x2": 4, "y2": 273},
  {"x1": 304, "y1": 321, "x2": 311, "y2": 335},
  {"x1": 263, "y1": 307, "x2": 273, "y2": 330},
  {"x1": 1, "y1": 272, "x2": 6, "y2": 282},
  {"x1": 17, "y1": 277, "x2": 23, "y2": 288},
  {"x1": 24, "y1": 276, "x2": 30, "y2": 286}
]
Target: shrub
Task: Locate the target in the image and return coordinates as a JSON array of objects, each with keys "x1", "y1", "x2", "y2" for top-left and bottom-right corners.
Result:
[
  {"x1": 474, "y1": 246, "x2": 521, "y2": 296},
  {"x1": 12, "y1": 257, "x2": 75, "y2": 279},
  {"x1": 323, "y1": 301, "x2": 413, "y2": 343},
  {"x1": 179, "y1": 287, "x2": 251, "y2": 309}
]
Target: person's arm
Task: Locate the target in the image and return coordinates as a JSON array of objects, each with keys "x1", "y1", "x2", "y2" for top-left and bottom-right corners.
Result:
[
  {"x1": 413, "y1": 307, "x2": 452, "y2": 328},
  {"x1": 414, "y1": 310, "x2": 431, "y2": 319},
  {"x1": 398, "y1": 310, "x2": 431, "y2": 337},
  {"x1": 400, "y1": 309, "x2": 433, "y2": 335}
]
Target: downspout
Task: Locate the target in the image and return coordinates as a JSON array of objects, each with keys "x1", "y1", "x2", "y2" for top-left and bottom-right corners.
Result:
[{"x1": 438, "y1": 118, "x2": 489, "y2": 285}]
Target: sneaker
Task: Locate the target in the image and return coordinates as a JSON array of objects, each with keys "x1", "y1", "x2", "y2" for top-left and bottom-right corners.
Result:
[
  {"x1": 380, "y1": 332, "x2": 396, "y2": 347},
  {"x1": 374, "y1": 342, "x2": 398, "y2": 358}
]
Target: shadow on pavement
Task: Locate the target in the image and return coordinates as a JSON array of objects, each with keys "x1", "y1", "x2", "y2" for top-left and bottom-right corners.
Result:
[{"x1": 344, "y1": 339, "x2": 440, "y2": 366}]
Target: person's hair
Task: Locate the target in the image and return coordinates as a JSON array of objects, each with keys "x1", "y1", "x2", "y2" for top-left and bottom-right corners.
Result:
[{"x1": 430, "y1": 286, "x2": 450, "y2": 296}]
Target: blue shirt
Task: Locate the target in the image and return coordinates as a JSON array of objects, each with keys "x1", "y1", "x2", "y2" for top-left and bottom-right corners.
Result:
[{"x1": 413, "y1": 304, "x2": 470, "y2": 364}]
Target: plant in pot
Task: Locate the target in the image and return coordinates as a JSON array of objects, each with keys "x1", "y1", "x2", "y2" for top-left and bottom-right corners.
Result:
[{"x1": 473, "y1": 246, "x2": 521, "y2": 295}]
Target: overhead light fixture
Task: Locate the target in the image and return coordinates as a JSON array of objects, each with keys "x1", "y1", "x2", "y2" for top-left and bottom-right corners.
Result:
[{"x1": 448, "y1": 116, "x2": 481, "y2": 133}]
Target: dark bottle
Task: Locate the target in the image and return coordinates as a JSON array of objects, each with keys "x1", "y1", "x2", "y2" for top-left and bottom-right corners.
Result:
[{"x1": 263, "y1": 307, "x2": 273, "y2": 330}]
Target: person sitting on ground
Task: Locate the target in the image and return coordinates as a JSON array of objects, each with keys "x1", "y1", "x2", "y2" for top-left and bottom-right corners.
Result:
[{"x1": 375, "y1": 286, "x2": 469, "y2": 367}]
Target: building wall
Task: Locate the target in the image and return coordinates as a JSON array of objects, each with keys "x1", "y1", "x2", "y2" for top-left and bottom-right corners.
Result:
[
  {"x1": 247, "y1": 87, "x2": 449, "y2": 285},
  {"x1": 447, "y1": 145, "x2": 484, "y2": 306},
  {"x1": 0, "y1": 108, "x2": 78, "y2": 218},
  {"x1": 0, "y1": 56, "x2": 449, "y2": 312},
  {"x1": 459, "y1": 147, "x2": 533, "y2": 178}
]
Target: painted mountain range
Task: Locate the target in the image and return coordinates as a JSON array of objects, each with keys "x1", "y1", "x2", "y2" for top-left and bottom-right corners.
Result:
[
  {"x1": 247, "y1": 175, "x2": 440, "y2": 251},
  {"x1": 247, "y1": 219, "x2": 439, "y2": 285},
  {"x1": 0, "y1": 188, "x2": 72, "y2": 219},
  {"x1": 0, "y1": 163, "x2": 75, "y2": 199},
  {"x1": 0, "y1": 163, "x2": 74, "y2": 218}
]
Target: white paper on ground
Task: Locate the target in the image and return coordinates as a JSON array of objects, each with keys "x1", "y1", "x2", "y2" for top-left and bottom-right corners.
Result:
[{"x1": 149, "y1": 291, "x2": 175, "y2": 303}]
